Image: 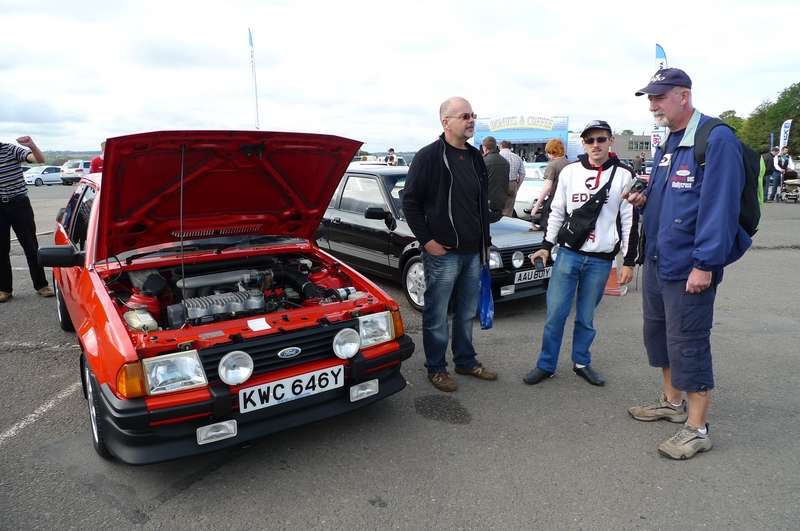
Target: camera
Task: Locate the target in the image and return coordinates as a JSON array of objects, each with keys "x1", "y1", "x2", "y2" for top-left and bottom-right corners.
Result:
[{"x1": 629, "y1": 177, "x2": 648, "y2": 194}]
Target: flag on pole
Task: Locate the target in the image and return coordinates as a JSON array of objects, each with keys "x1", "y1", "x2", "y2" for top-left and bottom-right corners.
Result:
[
  {"x1": 655, "y1": 44, "x2": 667, "y2": 70},
  {"x1": 779, "y1": 119, "x2": 792, "y2": 149}
]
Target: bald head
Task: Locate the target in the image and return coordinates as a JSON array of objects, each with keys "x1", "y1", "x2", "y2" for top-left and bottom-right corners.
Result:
[{"x1": 439, "y1": 97, "x2": 470, "y2": 121}]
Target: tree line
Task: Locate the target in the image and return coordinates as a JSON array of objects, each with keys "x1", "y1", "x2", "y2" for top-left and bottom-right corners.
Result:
[{"x1": 720, "y1": 82, "x2": 800, "y2": 155}]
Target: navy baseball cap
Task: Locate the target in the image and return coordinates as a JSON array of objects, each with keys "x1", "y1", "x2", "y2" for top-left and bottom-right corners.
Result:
[
  {"x1": 580, "y1": 120, "x2": 612, "y2": 138},
  {"x1": 635, "y1": 68, "x2": 692, "y2": 96}
]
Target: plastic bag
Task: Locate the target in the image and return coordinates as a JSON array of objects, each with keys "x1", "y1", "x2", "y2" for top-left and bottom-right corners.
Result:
[{"x1": 478, "y1": 263, "x2": 494, "y2": 330}]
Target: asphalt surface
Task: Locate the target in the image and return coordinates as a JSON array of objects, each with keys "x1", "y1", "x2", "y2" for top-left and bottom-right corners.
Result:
[{"x1": 1, "y1": 185, "x2": 798, "y2": 530}]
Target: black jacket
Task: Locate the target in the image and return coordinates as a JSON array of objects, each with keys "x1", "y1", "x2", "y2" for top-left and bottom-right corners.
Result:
[
  {"x1": 484, "y1": 151, "x2": 510, "y2": 211},
  {"x1": 403, "y1": 134, "x2": 491, "y2": 260}
]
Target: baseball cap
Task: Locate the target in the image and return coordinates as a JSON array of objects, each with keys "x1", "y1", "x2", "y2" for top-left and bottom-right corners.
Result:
[
  {"x1": 580, "y1": 120, "x2": 612, "y2": 138},
  {"x1": 635, "y1": 68, "x2": 692, "y2": 96}
]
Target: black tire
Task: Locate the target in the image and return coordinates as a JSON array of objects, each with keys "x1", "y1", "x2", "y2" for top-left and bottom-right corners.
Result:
[
  {"x1": 82, "y1": 356, "x2": 113, "y2": 460},
  {"x1": 54, "y1": 277, "x2": 75, "y2": 332},
  {"x1": 401, "y1": 254, "x2": 425, "y2": 312},
  {"x1": 34, "y1": 178, "x2": 43, "y2": 186}
]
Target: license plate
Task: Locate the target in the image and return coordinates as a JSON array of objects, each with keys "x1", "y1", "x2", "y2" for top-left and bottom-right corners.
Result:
[
  {"x1": 514, "y1": 267, "x2": 552, "y2": 284},
  {"x1": 238, "y1": 365, "x2": 344, "y2": 414}
]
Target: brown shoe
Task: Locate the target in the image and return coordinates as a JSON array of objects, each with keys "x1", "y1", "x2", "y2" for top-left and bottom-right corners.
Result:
[
  {"x1": 455, "y1": 364, "x2": 498, "y2": 381},
  {"x1": 428, "y1": 372, "x2": 457, "y2": 392},
  {"x1": 37, "y1": 286, "x2": 54, "y2": 298},
  {"x1": 0, "y1": 291, "x2": 11, "y2": 303}
]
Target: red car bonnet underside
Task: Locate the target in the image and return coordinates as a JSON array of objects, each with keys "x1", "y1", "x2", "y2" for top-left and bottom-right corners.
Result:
[{"x1": 95, "y1": 131, "x2": 361, "y2": 261}]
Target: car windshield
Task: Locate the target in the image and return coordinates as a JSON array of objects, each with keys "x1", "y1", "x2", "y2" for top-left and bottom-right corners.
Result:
[
  {"x1": 65, "y1": 161, "x2": 81, "y2": 169},
  {"x1": 391, "y1": 179, "x2": 405, "y2": 215}
]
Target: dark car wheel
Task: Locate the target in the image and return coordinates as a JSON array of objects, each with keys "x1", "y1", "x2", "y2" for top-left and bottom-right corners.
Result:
[
  {"x1": 54, "y1": 278, "x2": 75, "y2": 332},
  {"x1": 82, "y1": 356, "x2": 112, "y2": 460},
  {"x1": 34, "y1": 178, "x2": 43, "y2": 186},
  {"x1": 402, "y1": 254, "x2": 425, "y2": 312}
]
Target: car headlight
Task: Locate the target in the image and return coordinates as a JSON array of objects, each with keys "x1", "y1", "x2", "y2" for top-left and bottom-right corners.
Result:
[
  {"x1": 489, "y1": 249, "x2": 503, "y2": 269},
  {"x1": 358, "y1": 311, "x2": 394, "y2": 348},
  {"x1": 218, "y1": 350, "x2": 254, "y2": 386},
  {"x1": 333, "y1": 328, "x2": 361, "y2": 359},
  {"x1": 512, "y1": 251, "x2": 525, "y2": 269},
  {"x1": 142, "y1": 350, "x2": 207, "y2": 395}
]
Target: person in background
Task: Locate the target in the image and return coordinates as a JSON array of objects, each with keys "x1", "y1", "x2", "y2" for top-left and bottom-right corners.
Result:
[
  {"x1": 0, "y1": 136, "x2": 54, "y2": 303},
  {"x1": 402, "y1": 96, "x2": 498, "y2": 392},
  {"x1": 482, "y1": 136, "x2": 511, "y2": 215},
  {"x1": 534, "y1": 149, "x2": 548, "y2": 162},
  {"x1": 772, "y1": 146, "x2": 795, "y2": 202},
  {"x1": 499, "y1": 140, "x2": 525, "y2": 216},
  {"x1": 762, "y1": 147, "x2": 778, "y2": 201},
  {"x1": 385, "y1": 148, "x2": 397, "y2": 166},
  {"x1": 90, "y1": 141, "x2": 105, "y2": 173},
  {"x1": 528, "y1": 138, "x2": 568, "y2": 232}
]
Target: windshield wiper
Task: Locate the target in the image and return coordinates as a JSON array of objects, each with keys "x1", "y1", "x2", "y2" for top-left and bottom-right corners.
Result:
[
  {"x1": 212, "y1": 235, "x2": 287, "y2": 254},
  {"x1": 123, "y1": 244, "x2": 206, "y2": 265}
]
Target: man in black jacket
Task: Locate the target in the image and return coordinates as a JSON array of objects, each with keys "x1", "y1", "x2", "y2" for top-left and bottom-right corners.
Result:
[
  {"x1": 481, "y1": 136, "x2": 510, "y2": 214},
  {"x1": 403, "y1": 96, "x2": 498, "y2": 392}
]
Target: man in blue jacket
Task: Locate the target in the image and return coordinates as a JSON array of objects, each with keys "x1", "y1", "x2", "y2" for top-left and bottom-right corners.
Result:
[{"x1": 626, "y1": 68, "x2": 751, "y2": 460}]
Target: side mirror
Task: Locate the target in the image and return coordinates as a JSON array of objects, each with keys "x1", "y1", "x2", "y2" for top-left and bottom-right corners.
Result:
[
  {"x1": 38, "y1": 246, "x2": 85, "y2": 268},
  {"x1": 56, "y1": 207, "x2": 66, "y2": 223},
  {"x1": 364, "y1": 207, "x2": 396, "y2": 231}
]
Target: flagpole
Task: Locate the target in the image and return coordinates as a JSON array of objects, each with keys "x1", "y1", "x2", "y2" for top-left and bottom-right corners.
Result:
[{"x1": 249, "y1": 28, "x2": 261, "y2": 130}]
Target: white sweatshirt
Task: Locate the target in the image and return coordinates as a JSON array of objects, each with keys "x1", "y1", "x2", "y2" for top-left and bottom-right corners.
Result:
[{"x1": 545, "y1": 156, "x2": 635, "y2": 259}]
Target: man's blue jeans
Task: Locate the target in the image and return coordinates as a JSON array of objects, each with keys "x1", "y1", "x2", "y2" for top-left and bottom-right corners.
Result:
[
  {"x1": 768, "y1": 171, "x2": 782, "y2": 201},
  {"x1": 421, "y1": 251, "x2": 480, "y2": 374},
  {"x1": 536, "y1": 247, "x2": 612, "y2": 373}
]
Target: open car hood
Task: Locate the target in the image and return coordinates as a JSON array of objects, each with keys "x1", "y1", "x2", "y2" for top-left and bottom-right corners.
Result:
[{"x1": 95, "y1": 131, "x2": 361, "y2": 261}]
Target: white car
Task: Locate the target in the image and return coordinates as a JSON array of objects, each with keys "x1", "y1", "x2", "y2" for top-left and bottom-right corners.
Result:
[
  {"x1": 23, "y1": 165, "x2": 64, "y2": 186},
  {"x1": 60, "y1": 159, "x2": 91, "y2": 184},
  {"x1": 513, "y1": 165, "x2": 546, "y2": 220}
]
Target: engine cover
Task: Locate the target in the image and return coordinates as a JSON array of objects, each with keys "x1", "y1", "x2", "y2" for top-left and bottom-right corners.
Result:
[{"x1": 167, "y1": 289, "x2": 265, "y2": 328}]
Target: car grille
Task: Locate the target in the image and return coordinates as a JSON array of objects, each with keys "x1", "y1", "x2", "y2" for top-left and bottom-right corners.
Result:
[
  {"x1": 500, "y1": 246, "x2": 541, "y2": 268},
  {"x1": 197, "y1": 319, "x2": 359, "y2": 382}
]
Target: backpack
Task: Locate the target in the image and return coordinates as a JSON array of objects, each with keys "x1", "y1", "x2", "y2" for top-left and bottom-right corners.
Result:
[{"x1": 694, "y1": 118, "x2": 762, "y2": 236}]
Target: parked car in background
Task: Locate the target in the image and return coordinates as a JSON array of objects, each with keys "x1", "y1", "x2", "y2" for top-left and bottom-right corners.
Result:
[
  {"x1": 513, "y1": 164, "x2": 547, "y2": 221},
  {"x1": 60, "y1": 159, "x2": 91, "y2": 184},
  {"x1": 644, "y1": 160, "x2": 653, "y2": 175},
  {"x1": 23, "y1": 165, "x2": 64, "y2": 186},
  {"x1": 316, "y1": 165, "x2": 551, "y2": 311},
  {"x1": 38, "y1": 131, "x2": 414, "y2": 464}
]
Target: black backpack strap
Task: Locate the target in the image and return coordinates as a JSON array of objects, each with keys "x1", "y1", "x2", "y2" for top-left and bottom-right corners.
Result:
[{"x1": 694, "y1": 117, "x2": 730, "y2": 166}]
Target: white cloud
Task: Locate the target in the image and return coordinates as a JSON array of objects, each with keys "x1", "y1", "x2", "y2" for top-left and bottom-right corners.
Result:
[{"x1": 1, "y1": 0, "x2": 798, "y2": 151}]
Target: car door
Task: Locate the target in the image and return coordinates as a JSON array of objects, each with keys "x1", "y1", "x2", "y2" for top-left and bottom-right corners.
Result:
[
  {"x1": 57, "y1": 185, "x2": 97, "y2": 322},
  {"x1": 325, "y1": 174, "x2": 392, "y2": 275},
  {"x1": 43, "y1": 166, "x2": 61, "y2": 185}
]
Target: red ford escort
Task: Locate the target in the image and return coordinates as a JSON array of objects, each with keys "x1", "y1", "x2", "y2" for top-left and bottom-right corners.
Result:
[{"x1": 38, "y1": 131, "x2": 414, "y2": 464}]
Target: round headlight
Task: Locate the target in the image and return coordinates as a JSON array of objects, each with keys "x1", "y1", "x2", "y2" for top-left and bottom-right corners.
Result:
[
  {"x1": 333, "y1": 328, "x2": 361, "y2": 359},
  {"x1": 218, "y1": 350, "x2": 254, "y2": 386},
  {"x1": 512, "y1": 251, "x2": 525, "y2": 268}
]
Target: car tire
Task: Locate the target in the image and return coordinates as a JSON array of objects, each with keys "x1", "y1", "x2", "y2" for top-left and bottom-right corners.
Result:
[
  {"x1": 54, "y1": 277, "x2": 75, "y2": 332},
  {"x1": 82, "y1": 356, "x2": 113, "y2": 460},
  {"x1": 34, "y1": 178, "x2": 43, "y2": 186},
  {"x1": 401, "y1": 254, "x2": 425, "y2": 312}
]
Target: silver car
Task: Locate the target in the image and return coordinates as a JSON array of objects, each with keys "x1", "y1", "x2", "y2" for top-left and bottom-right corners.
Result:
[{"x1": 23, "y1": 165, "x2": 64, "y2": 186}]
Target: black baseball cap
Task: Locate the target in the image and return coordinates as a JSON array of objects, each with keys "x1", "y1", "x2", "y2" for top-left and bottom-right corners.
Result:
[
  {"x1": 635, "y1": 68, "x2": 692, "y2": 96},
  {"x1": 580, "y1": 120, "x2": 612, "y2": 138}
]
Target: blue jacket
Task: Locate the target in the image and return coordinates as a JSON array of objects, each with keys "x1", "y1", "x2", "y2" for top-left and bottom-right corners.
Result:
[{"x1": 642, "y1": 110, "x2": 751, "y2": 280}]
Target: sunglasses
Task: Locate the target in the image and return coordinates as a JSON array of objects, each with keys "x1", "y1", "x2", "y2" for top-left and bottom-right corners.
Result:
[
  {"x1": 447, "y1": 112, "x2": 477, "y2": 121},
  {"x1": 583, "y1": 136, "x2": 609, "y2": 145}
]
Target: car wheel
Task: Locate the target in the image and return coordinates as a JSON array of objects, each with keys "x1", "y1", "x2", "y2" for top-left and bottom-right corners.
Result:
[
  {"x1": 54, "y1": 277, "x2": 75, "y2": 332},
  {"x1": 402, "y1": 255, "x2": 425, "y2": 312},
  {"x1": 82, "y1": 356, "x2": 112, "y2": 460},
  {"x1": 35, "y1": 178, "x2": 43, "y2": 186}
]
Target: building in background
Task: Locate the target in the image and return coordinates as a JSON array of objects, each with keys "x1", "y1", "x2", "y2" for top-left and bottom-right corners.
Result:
[{"x1": 473, "y1": 115, "x2": 569, "y2": 161}]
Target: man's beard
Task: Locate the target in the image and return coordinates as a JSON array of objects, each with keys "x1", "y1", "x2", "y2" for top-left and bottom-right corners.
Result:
[{"x1": 653, "y1": 114, "x2": 669, "y2": 127}]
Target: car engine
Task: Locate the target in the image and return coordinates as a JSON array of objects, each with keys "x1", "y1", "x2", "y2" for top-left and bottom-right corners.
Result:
[{"x1": 111, "y1": 254, "x2": 364, "y2": 332}]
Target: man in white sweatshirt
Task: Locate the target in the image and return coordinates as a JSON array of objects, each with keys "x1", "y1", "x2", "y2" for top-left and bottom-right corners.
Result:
[{"x1": 524, "y1": 120, "x2": 638, "y2": 386}]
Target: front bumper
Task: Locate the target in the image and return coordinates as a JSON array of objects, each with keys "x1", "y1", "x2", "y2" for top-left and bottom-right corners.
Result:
[{"x1": 95, "y1": 335, "x2": 414, "y2": 465}]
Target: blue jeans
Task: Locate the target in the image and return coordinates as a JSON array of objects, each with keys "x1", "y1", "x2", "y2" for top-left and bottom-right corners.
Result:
[
  {"x1": 421, "y1": 251, "x2": 480, "y2": 374},
  {"x1": 536, "y1": 247, "x2": 612, "y2": 373},
  {"x1": 767, "y1": 171, "x2": 782, "y2": 201}
]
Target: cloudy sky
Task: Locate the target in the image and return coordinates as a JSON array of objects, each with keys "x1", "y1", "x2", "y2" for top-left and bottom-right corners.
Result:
[{"x1": 1, "y1": 0, "x2": 798, "y2": 153}]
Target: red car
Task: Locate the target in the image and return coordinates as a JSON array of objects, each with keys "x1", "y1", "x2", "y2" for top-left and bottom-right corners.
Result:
[{"x1": 39, "y1": 131, "x2": 414, "y2": 464}]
